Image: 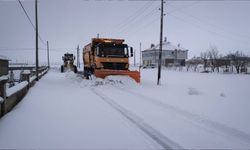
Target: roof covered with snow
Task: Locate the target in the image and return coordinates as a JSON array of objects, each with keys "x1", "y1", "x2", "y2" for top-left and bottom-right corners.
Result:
[
  {"x1": 145, "y1": 41, "x2": 188, "y2": 51},
  {"x1": 0, "y1": 55, "x2": 10, "y2": 61}
]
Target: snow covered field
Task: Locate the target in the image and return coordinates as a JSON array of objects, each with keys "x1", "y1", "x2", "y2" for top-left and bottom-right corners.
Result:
[{"x1": 0, "y1": 68, "x2": 250, "y2": 149}]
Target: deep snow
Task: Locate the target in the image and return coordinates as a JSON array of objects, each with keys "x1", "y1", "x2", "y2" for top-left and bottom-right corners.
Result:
[
  {"x1": 0, "y1": 68, "x2": 250, "y2": 149},
  {"x1": 6, "y1": 81, "x2": 28, "y2": 97}
]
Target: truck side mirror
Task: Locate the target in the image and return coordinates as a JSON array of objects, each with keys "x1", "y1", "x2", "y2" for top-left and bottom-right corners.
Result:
[
  {"x1": 130, "y1": 47, "x2": 133, "y2": 57},
  {"x1": 97, "y1": 44, "x2": 104, "y2": 56},
  {"x1": 96, "y1": 47, "x2": 99, "y2": 56}
]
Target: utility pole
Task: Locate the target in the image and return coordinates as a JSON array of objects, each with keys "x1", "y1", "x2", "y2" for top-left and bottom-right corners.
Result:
[
  {"x1": 140, "y1": 42, "x2": 142, "y2": 67},
  {"x1": 47, "y1": 41, "x2": 50, "y2": 68},
  {"x1": 77, "y1": 45, "x2": 80, "y2": 68},
  {"x1": 157, "y1": 0, "x2": 164, "y2": 85},
  {"x1": 134, "y1": 49, "x2": 136, "y2": 67},
  {"x1": 139, "y1": 42, "x2": 142, "y2": 72},
  {"x1": 35, "y1": 0, "x2": 39, "y2": 81}
]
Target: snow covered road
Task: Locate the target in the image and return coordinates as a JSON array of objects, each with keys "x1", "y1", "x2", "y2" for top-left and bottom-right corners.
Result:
[
  {"x1": 0, "y1": 68, "x2": 250, "y2": 149},
  {"x1": 0, "y1": 70, "x2": 161, "y2": 149},
  {"x1": 95, "y1": 86, "x2": 250, "y2": 149}
]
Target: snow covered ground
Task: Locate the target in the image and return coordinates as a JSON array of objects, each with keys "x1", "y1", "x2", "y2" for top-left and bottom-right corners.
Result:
[{"x1": 0, "y1": 68, "x2": 250, "y2": 149}]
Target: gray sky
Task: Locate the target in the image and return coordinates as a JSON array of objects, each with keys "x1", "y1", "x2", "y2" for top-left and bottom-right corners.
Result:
[{"x1": 1, "y1": 0, "x2": 250, "y2": 64}]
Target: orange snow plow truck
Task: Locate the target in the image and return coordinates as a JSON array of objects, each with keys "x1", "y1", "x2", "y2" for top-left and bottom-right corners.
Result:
[{"x1": 83, "y1": 38, "x2": 140, "y2": 83}]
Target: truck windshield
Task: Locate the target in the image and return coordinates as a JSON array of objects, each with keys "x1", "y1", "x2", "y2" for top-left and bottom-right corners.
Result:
[
  {"x1": 64, "y1": 54, "x2": 74, "y2": 61},
  {"x1": 98, "y1": 44, "x2": 128, "y2": 57}
]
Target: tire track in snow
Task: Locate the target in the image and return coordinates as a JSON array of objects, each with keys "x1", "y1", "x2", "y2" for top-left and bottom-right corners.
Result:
[
  {"x1": 90, "y1": 87, "x2": 183, "y2": 150},
  {"x1": 117, "y1": 87, "x2": 250, "y2": 145}
]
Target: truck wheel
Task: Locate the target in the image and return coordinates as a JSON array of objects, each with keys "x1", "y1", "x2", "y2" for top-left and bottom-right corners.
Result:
[
  {"x1": 84, "y1": 69, "x2": 89, "y2": 79},
  {"x1": 61, "y1": 66, "x2": 64, "y2": 73},
  {"x1": 74, "y1": 66, "x2": 77, "y2": 73}
]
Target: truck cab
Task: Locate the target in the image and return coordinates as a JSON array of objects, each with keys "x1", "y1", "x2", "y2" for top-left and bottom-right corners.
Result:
[{"x1": 83, "y1": 38, "x2": 140, "y2": 82}]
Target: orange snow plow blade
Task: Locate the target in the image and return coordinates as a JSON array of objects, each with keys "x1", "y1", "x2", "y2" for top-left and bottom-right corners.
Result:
[{"x1": 95, "y1": 70, "x2": 140, "y2": 83}]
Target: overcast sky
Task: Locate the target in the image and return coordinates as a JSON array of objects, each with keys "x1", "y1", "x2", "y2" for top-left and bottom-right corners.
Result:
[{"x1": 1, "y1": 0, "x2": 250, "y2": 64}]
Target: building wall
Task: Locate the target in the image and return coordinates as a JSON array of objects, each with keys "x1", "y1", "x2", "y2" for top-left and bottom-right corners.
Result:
[
  {"x1": 142, "y1": 49, "x2": 188, "y2": 66},
  {"x1": 0, "y1": 60, "x2": 9, "y2": 76}
]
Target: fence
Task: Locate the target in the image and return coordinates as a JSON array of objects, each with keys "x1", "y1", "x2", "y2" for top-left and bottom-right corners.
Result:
[{"x1": 0, "y1": 67, "x2": 49, "y2": 118}]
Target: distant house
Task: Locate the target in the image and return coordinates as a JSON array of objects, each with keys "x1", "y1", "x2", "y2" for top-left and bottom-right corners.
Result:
[
  {"x1": 0, "y1": 55, "x2": 9, "y2": 76},
  {"x1": 142, "y1": 39, "x2": 188, "y2": 67}
]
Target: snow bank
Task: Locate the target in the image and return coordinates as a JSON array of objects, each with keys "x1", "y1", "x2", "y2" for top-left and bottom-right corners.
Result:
[
  {"x1": 187, "y1": 88, "x2": 200, "y2": 95},
  {"x1": 38, "y1": 70, "x2": 48, "y2": 77},
  {"x1": 103, "y1": 75, "x2": 137, "y2": 86},
  {"x1": 29, "y1": 68, "x2": 48, "y2": 82},
  {"x1": 30, "y1": 76, "x2": 36, "y2": 82},
  {"x1": 79, "y1": 75, "x2": 138, "y2": 87},
  {"x1": 0, "y1": 75, "x2": 8, "y2": 81},
  {"x1": 79, "y1": 77, "x2": 98, "y2": 87},
  {"x1": 23, "y1": 70, "x2": 31, "y2": 74},
  {"x1": 6, "y1": 81, "x2": 28, "y2": 97},
  {"x1": 59, "y1": 69, "x2": 139, "y2": 88}
]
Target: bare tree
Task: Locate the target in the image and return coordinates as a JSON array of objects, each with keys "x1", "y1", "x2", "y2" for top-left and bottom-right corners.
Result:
[
  {"x1": 207, "y1": 45, "x2": 220, "y2": 72},
  {"x1": 217, "y1": 58, "x2": 231, "y2": 73},
  {"x1": 200, "y1": 51, "x2": 209, "y2": 72},
  {"x1": 186, "y1": 57, "x2": 203, "y2": 72},
  {"x1": 229, "y1": 51, "x2": 249, "y2": 73}
]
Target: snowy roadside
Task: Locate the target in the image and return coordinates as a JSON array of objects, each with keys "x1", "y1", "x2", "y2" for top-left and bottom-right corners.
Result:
[
  {"x1": 0, "y1": 68, "x2": 249, "y2": 149},
  {"x1": 63, "y1": 68, "x2": 250, "y2": 148},
  {"x1": 0, "y1": 69, "x2": 161, "y2": 149}
]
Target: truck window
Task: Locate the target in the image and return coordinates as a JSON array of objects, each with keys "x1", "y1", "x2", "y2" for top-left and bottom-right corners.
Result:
[{"x1": 98, "y1": 44, "x2": 128, "y2": 57}]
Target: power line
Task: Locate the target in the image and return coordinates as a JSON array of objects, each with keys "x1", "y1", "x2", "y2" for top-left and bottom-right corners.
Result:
[
  {"x1": 116, "y1": 1, "x2": 153, "y2": 29},
  {"x1": 17, "y1": 0, "x2": 46, "y2": 46},
  {"x1": 118, "y1": 5, "x2": 159, "y2": 35},
  {"x1": 132, "y1": 16, "x2": 160, "y2": 35},
  {"x1": 167, "y1": 1, "x2": 200, "y2": 14},
  {"x1": 167, "y1": 3, "x2": 250, "y2": 41},
  {"x1": 117, "y1": 1, "x2": 177, "y2": 36},
  {"x1": 167, "y1": 13, "x2": 250, "y2": 45},
  {"x1": 0, "y1": 47, "x2": 73, "y2": 52},
  {"x1": 129, "y1": 0, "x2": 250, "y2": 1},
  {"x1": 99, "y1": 1, "x2": 153, "y2": 37},
  {"x1": 121, "y1": 2, "x2": 179, "y2": 35},
  {"x1": 149, "y1": 1, "x2": 250, "y2": 45},
  {"x1": 117, "y1": 2, "x2": 154, "y2": 30}
]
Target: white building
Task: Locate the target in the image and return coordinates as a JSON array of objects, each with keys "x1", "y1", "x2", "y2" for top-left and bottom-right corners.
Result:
[{"x1": 142, "y1": 40, "x2": 188, "y2": 67}]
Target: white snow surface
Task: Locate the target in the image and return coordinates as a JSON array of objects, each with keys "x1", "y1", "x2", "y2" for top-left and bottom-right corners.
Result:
[
  {"x1": 0, "y1": 68, "x2": 250, "y2": 149},
  {"x1": 30, "y1": 76, "x2": 36, "y2": 82},
  {"x1": 0, "y1": 75, "x2": 8, "y2": 81},
  {"x1": 6, "y1": 81, "x2": 28, "y2": 97},
  {"x1": 22, "y1": 70, "x2": 31, "y2": 74}
]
